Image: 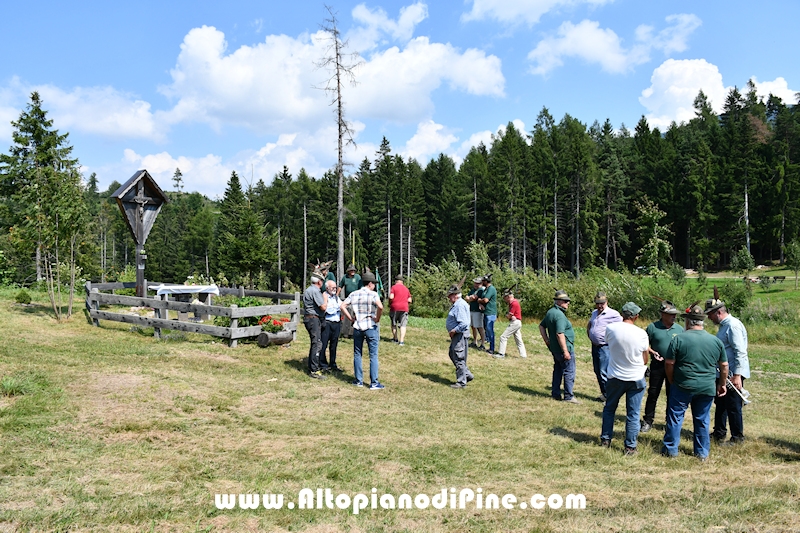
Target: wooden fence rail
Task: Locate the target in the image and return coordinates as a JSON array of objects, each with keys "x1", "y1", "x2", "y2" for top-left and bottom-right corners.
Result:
[{"x1": 85, "y1": 282, "x2": 301, "y2": 347}]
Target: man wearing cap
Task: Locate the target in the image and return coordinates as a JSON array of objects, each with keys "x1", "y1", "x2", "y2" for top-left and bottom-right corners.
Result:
[
  {"x1": 641, "y1": 300, "x2": 683, "y2": 433},
  {"x1": 493, "y1": 288, "x2": 527, "y2": 359},
  {"x1": 464, "y1": 277, "x2": 486, "y2": 350},
  {"x1": 587, "y1": 291, "x2": 622, "y2": 402},
  {"x1": 338, "y1": 265, "x2": 361, "y2": 339},
  {"x1": 662, "y1": 304, "x2": 728, "y2": 460},
  {"x1": 539, "y1": 290, "x2": 580, "y2": 404},
  {"x1": 478, "y1": 275, "x2": 498, "y2": 355},
  {"x1": 706, "y1": 298, "x2": 750, "y2": 445},
  {"x1": 389, "y1": 274, "x2": 412, "y2": 346},
  {"x1": 341, "y1": 271, "x2": 385, "y2": 390},
  {"x1": 600, "y1": 302, "x2": 649, "y2": 455},
  {"x1": 303, "y1": 271, "x2": 329, "y2": 380},
  {"x1": 446, "y1": 282, "x2": 474, "y2": 388}
]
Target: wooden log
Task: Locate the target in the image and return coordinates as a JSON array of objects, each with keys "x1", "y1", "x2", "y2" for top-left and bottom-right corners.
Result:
[
  {"x1": 230, "y1": 304, "x2": 298, "y2": 317},
  {"x1": 257, "y1": 331, "x2": 293, "y2": 347},
  {"x1": 218, "y1": 287, "x2": 297, "y2": 300},
  {"x1": 88, "y1": 310, "x2": 231, "y2": 337}
]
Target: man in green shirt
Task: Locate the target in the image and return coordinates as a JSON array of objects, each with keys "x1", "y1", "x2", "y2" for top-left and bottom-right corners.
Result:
[
  {"x1": 662, "y1": 304, "x2": 728, "y2": 461},
  {"x1": 338, "y1": 264, "x2": 361, "y2": 338},
  {"x1": 640, "y1": 300, "x2": 683, "y2": 433},
  {"x1": 539, "y1": 289, "x2": 579, "y2": 404},
  {"x1": 464, "y1": 277, "x2": 486, "y2": 349},
  {"x1": 479, "y1": 274, "x2": 498, "y2": 355}
]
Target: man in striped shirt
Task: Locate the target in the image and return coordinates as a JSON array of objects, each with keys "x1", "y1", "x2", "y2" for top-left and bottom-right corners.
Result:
[{"x1": 341, "y1": 271, "x2": 384, "y2": 390}]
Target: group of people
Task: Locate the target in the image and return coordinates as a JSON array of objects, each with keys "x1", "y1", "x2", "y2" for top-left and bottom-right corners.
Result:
[
  {"x1": 302, "y1": 264, "x2": 412, "y2": 391},
  {"x1": 540, "y1": 288, "x2": 749, "y2": 460},
  {"x1": 304, "y1": 266, "x2": 751, "y2": 460}
]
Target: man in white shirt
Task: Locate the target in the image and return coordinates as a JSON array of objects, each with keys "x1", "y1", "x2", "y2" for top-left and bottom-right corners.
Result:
[{"x1": 600, "y1": 302, "x2": 649, "y2": 455}]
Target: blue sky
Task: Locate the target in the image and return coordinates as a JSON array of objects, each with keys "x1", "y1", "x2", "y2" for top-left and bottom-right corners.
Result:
[{"x1": 1, "y1": 0, "x2": 797, "y2": 198}]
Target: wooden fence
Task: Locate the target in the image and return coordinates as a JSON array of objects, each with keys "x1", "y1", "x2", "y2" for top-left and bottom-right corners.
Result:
[{"x1": 84, "y1": 282, "x2": 301, "y2": 347}]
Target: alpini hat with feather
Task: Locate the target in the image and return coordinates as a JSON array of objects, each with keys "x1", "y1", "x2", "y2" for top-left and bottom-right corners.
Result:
[
  {"x1": 447, "y1": 275, "x2": 468, "y2": 296},
  {"x1": 553, "y1": 289, "x2": 571, "y2": 302},
  {"x1": 704, "y1": 285, "x2": 725, "y2": 314},
  {"x1": 681, "y1": 301, "x2": 707, "y2": 320}
]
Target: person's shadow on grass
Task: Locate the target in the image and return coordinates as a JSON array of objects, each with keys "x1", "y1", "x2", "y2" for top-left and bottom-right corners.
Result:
[
  {"x1": 412, "y1": 372, "x2": 452, "y2": 386},
  {"x1": 548, "y1": 427, "x2": 597, "y2": 444},
  {"x1": 508, "y1": 385, "x2": 551, "y2": 399}
]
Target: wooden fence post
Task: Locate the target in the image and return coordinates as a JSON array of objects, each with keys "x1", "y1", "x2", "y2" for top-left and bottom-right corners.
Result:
[
  {"x1": 229, "y1": 304, "x2": 238, "y2": 348},
  {"x1": 293, "y1": 291, "x2": 300, "y2": 341},
  {"x1": 154, "y1": 293, "x2": 162, "y2": 339}
]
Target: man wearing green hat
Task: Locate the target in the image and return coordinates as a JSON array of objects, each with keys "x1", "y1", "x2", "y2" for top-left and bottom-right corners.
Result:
[
  {"x1": 464, "y1": 277, "x2": 486, "y2": 350},
  {"x1": 641, "y1": 300, "x2": 683, "y2": 433},
  {"x1": 539, "y1": 290, "x2": 579, "y2": 404},
  {"x1": 338, "y1": 264, "x2": 361, "y2": 339},
  {"x1": 662, "y1": 304, "x2": 728, "y2": 460}
]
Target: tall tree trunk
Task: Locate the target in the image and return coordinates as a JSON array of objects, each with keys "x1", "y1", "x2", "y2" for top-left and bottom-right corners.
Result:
[{"x1": 303, "y1": 204, "x2": 307, "y2": 288}]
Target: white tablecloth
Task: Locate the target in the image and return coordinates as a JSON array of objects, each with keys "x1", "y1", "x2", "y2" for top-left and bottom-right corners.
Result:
[{"x1": 148, "y1": 284, "x2": 220, "y2": 297}]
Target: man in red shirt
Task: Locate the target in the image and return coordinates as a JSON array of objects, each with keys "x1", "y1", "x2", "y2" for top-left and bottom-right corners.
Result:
[
  {"x1": 493, "y1": 288, "x2": 527, "y2": 358},
  {"x1": 389, "y1": 274, "x2": 412, "y2": 346}
]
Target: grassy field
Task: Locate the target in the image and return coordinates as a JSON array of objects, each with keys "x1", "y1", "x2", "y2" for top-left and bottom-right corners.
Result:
[{"x1": 1, "y1": 287, "x2": 799, "y2": 532}]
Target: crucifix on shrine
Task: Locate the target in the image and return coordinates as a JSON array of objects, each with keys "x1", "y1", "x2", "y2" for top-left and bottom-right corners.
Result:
[{"x1": 111, "y1": 170, "x2": 168, "y2": 297}]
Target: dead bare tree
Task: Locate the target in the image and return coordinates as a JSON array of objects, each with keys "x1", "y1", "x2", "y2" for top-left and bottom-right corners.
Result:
[{"x1": 315, "y1": 5, "x2": 362, "y2": 281}]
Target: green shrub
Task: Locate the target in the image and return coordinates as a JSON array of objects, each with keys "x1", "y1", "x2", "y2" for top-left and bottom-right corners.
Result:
[{"x1": 14, "y1": 289, "x2": 31, "y2": 305}]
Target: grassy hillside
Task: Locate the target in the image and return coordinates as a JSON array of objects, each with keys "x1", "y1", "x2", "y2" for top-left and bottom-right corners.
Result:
[{"x1": 1, "y1": 288, "x2": 799, "y2": 532}]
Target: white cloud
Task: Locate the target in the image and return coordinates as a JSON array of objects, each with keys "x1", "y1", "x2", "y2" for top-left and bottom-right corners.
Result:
[
  {"x1": 349, "y1": 3, "x2": 428, "y2": 51},
  {"x1": 159, "y1": 23, "x2": 504, "y2": 134},
  {"x1": 462, "y1": 0, "x2": 613, "y2": 26},
  {"x1": 37, "y1": 85, "x2": 165, "y2": 141},
  {"x1": 750, "y1": 76, "x2": 799, "y2": 105},
  {"x1": 0, "y1": 77, "x2": 165, "y2": 142},
  {"x1": 528, "y1": 14, "x2": 700, "y2": 75},
  {"x1": 0, "y1": 105, "x2": 15, "y2": 144},
  {"x1": 122, "y1": 148, "x2": 230, "y2": 198},
  {"x1": 400, "y1": 120, "x2": 458, "y2": 161},
  {"x1": 639, "y1": 58, "x2": 730, "y2": 129}
]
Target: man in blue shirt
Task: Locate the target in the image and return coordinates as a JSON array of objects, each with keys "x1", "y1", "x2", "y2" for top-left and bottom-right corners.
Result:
[
  {"x1": 446, "y1": 282, "x2": 473, "y2": 389},
  {"x1": 706, "y1": 297, "x2": 750, "y2": 445}
]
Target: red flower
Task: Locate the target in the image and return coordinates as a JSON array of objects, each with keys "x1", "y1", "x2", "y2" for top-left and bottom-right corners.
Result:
[
  {"x1": 272, "y1": 319, "x2": 282, "y2": 326},
  {"x1": 258, "y1": 316, "x2": 269, "y2": 325}
]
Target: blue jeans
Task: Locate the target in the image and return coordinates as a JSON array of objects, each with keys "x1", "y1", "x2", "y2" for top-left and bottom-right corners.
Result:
[
  {"x1": 591, "y1": 344, "x2": 610, "y2": 396},
  {"x1": 601, "y1": 377, "x2": 646, "y2": 449},
  {"x1": 551, "y1": 349, "x2": 576, "y2": 401},
  {"x1": 662, "y1": 385, "x2": 714, "y2": 458},
  {"x1": 484, "y1": 315, "x2": 497, "y2": 352},
  {"x1": 353, "y1": 326, "x2": 379, "y2": 386}
]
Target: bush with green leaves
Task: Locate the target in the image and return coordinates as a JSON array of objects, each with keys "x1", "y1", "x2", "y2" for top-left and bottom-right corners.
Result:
[
  {"x1": 407, "y1": 263, "x2": 712, "y2": 320},
  {"x1": 15, "y1": 289, "x2": 31, "y2": 305},
  {"x1": 212, "y1": 295, "x2": 270, "y2": 327}
]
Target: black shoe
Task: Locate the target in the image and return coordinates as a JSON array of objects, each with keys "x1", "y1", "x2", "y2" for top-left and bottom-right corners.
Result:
[
  {"x1": 330, "y1": 365, "x2": 344, "y2": 372},
  {"x1": 640, "y1": 421, "x2": 652, "y2": 433},
  {"x1": 600, "y1": 439, "x2": 611, "y2": 448},
  {"x1": 624, "y1": 447, "x2": 637, "y2": 456}
]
